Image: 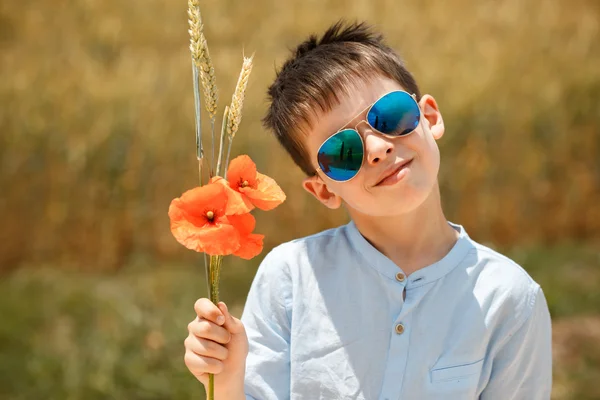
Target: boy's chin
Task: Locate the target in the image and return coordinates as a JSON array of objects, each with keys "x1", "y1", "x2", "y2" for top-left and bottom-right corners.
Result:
[{"x1": 345, "y1": 185, "x2": 433, "y2": 218}]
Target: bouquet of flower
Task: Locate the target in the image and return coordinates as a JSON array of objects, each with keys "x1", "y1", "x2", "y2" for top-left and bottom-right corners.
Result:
[{"x1": 168, "y1": 2, "x2": 285, "y2": 398}]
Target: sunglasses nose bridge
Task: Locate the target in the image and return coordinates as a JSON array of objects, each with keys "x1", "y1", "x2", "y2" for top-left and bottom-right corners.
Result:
[{"x1": 353, "y1": 119, "x2": 371, "y2": 134}]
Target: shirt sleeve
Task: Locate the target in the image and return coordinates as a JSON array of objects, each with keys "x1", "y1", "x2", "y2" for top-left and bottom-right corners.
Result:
[
  {"x1": 480, "y1": 287, "x2": 553, "y2": 400},
  {"x1": 240, "y1": 247, "x2": 292, "y2": 400}
]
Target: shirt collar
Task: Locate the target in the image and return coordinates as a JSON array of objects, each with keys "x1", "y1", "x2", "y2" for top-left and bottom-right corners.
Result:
[{"x1": 344, "y1": 220, "x2": 474, "y2": 287}]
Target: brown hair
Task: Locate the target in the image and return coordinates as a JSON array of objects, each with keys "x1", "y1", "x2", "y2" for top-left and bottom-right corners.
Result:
[{"x1": 263, "y1": 20, "x2": 422, "y2": 176}]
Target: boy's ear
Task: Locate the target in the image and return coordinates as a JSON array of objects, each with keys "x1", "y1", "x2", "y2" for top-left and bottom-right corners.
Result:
[
  {"x1": 419, "y1": 94, "x2": 445, "y2": 140},
  {"x1": 302, "y1": 175, "x2": 343, "y2": 209}
]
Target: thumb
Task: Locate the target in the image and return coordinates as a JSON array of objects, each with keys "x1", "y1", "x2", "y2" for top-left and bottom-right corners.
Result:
[{"x1": 218, "y1": 302, "x2": 246, "y2": 336}]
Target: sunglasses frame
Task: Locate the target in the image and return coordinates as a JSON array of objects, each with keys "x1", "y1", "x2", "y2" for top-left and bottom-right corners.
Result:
[{"x1": 315, "y1": 90, "x2": 420, "y2": 183}]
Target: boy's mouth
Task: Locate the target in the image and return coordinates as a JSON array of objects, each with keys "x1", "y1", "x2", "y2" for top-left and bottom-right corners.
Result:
[{"x1": 375, "y1": 159, "x2": 413, "y2": 186}]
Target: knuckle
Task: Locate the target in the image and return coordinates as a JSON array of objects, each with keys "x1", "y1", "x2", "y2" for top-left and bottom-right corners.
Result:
[
  {"x1": 183, "y1": 351, "x2": 195, "y2": 368},
  {"x1": 193, "y1": 298, "x2": 205, "y2": 314},
  {"x1": 204, "y1": 340, "x2": 227, "y2": 360},
  {"x1": 197, "y1": 321, "x2": 211, "y2": 336},
  {"x1": 199, "y1": 337, "x2": 214, "y2": 352}
]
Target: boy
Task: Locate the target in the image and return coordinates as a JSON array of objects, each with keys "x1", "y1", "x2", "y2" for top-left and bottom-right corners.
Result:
[{"x1": 183, "y1": 21, "x2": 552, "y2": 399}]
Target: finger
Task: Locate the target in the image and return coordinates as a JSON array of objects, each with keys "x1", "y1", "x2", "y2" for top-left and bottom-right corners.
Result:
[
  {"x1": 219, "y1": 302, "x2": 246, "y2": 335},
  {"x1": 184, "y1": 350, "x2": 224, "y2": 375},
  {"x1": 185, "y1": 335, "x2": 229, "y2": 361},
  {"x1": 188, "y1": 318, "x2": 232, "y2": 344},
  {"x1": 194, "y1": 298, "x2": 225, "y2": 326}
]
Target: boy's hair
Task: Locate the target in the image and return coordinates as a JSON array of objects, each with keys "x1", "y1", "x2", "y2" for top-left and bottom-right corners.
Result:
[{"x1": 263, "y1": 20, "x2": 422, "y2": 176}]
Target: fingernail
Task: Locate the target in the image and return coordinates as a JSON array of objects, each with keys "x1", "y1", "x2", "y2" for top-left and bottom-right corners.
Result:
[{"x1": 217, "y1": 315, "x2": 225, "y2": 324}]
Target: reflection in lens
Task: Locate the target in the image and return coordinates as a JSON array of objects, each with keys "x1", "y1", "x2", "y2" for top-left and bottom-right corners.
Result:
[
  {"x1": 317, "y1": 129, "x2": 364, "y2": 181},
  {"x1": 367, "y1": 91, "x2": 420, "y2": 136}
]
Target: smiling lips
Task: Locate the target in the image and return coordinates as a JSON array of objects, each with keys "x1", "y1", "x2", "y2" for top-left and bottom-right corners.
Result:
[{"x1": 375, "y1": 159, "x2": 413, "y2": 186}]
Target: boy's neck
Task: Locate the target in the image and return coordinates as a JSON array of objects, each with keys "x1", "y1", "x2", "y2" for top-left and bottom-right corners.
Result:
[{"x1": 349, "y1": 182, "x2": 459, "y2": 276}]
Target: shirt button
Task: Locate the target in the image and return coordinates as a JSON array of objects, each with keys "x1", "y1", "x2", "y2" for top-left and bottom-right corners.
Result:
[
  {"x1": 395, "y1": 272, "x2": 406, "y2": 282},
  {"x1": 395, "y1": 323, "x2": 405, "y2": 334}
]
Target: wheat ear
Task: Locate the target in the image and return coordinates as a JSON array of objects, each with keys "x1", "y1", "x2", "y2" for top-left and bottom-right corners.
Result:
[
  {"x1": 198, "y1": 33, "x2": 218, "y2": 123},
  {"x1": 224, "y1": 54, "x2": 254, "y2": 175},
  {"x1": 188, "y1": 0, "x2": 204, "y2": 66},
  {"x1": 199, "y1": 34, "x2": 219, "y2": 177},
  {"x1": 227, "y1": 54, "x2": 254, "y2": 140}
]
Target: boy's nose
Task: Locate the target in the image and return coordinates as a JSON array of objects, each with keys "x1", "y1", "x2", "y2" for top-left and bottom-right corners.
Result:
[{"x1": 362, "y1": 128, "x2": 394, "y2": 165}]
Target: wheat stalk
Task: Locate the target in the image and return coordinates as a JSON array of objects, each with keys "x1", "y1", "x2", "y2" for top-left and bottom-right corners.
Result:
[
  {"x1": 216, "y1": 105, "x2": 229, "y2": 177},
  {"x1": 188, "y1": 0, "x2": 219, "y2": 178},
  {"x1": 199, "y1": 34, "x2": 219, "y2": 177},
  {"x1": 188, "y1": 0, "x2": 205, "y2": 185}
]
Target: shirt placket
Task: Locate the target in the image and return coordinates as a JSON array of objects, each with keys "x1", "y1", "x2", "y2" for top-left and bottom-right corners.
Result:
[{"x1": 379, "y1": 274, "x2": 427, "y2": 400}]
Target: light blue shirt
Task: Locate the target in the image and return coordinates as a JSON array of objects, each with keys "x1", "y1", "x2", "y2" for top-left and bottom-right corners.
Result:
[{"x1": 240, "y1": 221, "x2": 552, "y2": 400}]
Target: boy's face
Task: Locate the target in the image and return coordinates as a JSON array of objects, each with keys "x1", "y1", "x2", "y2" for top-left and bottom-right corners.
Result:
[{"x1": 302, "y1": 75, "x2": 445, "y2": 217}]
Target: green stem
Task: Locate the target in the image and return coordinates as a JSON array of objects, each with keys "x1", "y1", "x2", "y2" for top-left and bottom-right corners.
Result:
[
  {"x1": 192, "y1": 61, "x2": 204, "y2": 185},
  {"x1": 224, "y1": 136, "x2": 233, "y2": 180},
  {"x1": 210, "y1": 118, "x2": 216, "y2": 178},
  {"x1": 207, "y1": 254, "x2": 223, "y2": 400},
  {"x1": 215, "y1": 106, "x2": 229, "y2": 177},
  {"x1": 203, "y1": 254, "x2": 210, "y2": 305}
]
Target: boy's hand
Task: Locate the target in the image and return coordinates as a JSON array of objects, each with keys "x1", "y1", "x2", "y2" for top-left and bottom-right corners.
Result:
[{"x1": 184, "y1": 299, "x2": 248, "y2": 397}]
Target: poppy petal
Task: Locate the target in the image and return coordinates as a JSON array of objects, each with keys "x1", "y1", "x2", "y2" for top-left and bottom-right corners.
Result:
[
  {"x1": 171, "y1": 208, "x2": 240, "y2": 255},
  {"x1": 227, "y1": 155, "x2": 257, "y2": 189},
  {"x1": 170, "y1": 215, "x2": 240, "y2": 255},
  {"x1": 241, "y1": 172, "x2": 286, "y2": 211},
  {"x1": 234, "y1": 233, "x2": 264, "y2": 260},
  {"x1": 227, "y1": 213, "x2": 256, "y2": 236},
  {"x1": 210, "y1": 176, "x2": 254, "y2": 215},
  {"x1": 169, "y1": 198, "x2": 208, "y2": 230},
  {"x1": 178, "y1": 184, "x2": 228, "y2": 217},
  {"x1": 189, "y1": 222, "x2": 241, "y2": 255}
]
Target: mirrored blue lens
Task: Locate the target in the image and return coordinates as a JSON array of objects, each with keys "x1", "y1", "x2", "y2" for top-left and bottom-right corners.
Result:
[
  {"x1": 317, "y1": 129, "x2": 364, "y2": 181},
  {"x1": 367, "y1": 91, "x2": 420, "y2": 135}
]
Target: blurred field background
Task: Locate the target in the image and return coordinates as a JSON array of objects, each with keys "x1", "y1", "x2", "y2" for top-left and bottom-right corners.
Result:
[{"x1": 1, "y1": 0, "x2": 599, "y2": 398}]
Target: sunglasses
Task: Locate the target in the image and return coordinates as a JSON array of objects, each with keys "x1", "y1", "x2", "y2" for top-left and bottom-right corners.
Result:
[{"x1": 316, "y1": 90, "x2": 420, "y2": 182}]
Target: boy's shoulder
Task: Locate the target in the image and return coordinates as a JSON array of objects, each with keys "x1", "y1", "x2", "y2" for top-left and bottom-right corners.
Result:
[
  {"x1": 252, "y1": 224, "x2": 350, "y2": 289},
  {"x1": 462, "y1": 237, "x2": 543, "y2": 324},
  {"x1": 265, "y1": 223, "x2": 352, "y2": 260},
  {"x1": 466, "y1": 237, "x2": 538, "y2": 289}
]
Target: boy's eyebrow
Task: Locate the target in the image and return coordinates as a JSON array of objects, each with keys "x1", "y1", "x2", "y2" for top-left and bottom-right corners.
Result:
[
  {"x1": 320, "y1": 94, "x2": 377, "y2": 139},
  {"x1": 335, "y1": 101, "x2": 374, "y2": 133}
]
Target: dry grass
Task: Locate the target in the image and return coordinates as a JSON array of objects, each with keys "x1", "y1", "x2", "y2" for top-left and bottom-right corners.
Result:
[
  {"x1": 0, "y1": 0, "x2": 598, "y2": 271},
  {"x1": 552, "y1": 316, "x2": 600, "y2": 399}
]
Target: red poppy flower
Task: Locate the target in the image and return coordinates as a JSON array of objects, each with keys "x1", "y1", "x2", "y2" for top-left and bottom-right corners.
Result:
[
  {"x1": 224, "y1": 155, "x2": 286, "y2": 212},
  {"x1": 168, "y1": 183, "x2": 241, "y2": 255}
]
